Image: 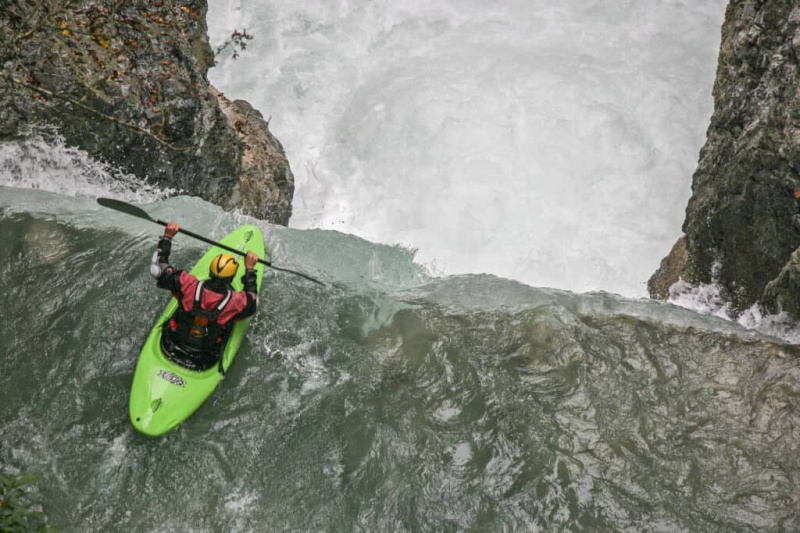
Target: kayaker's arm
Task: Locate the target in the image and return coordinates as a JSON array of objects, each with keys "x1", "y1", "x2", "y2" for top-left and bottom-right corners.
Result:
[
  {"x1": 150, "y1": 235, "x2": 172, "y2": 274},
  {"x1": 151, "y1": 222, "x2": 185, "y2": 297},
  {"x1": 233, "y1": 252, "x2": 259, "y2": 320}
]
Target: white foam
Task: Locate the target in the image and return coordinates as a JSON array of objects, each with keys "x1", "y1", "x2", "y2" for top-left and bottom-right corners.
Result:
[
  {"x1": 208, "y1": 0, "x2": 728, "y2": 297},
  {"x1": 223, "y1": 489, "x2": 259, "y2": 513},
  {"x1": 667, "y1": 279, "x2": 734, "y2": 321},
  {"x1": 0, "y1": 130, "x2": 172, "y2": 203},
  {"x1": 668, "y1": 280, "x2": 800, "y2": 344}
]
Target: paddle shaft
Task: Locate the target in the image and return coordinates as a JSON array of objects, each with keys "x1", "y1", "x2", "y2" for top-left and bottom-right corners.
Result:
[
  {"x1": 159, "y1": 220, "x2": 324, "y2": 285},
  {"x1": 157, "y1": 220, "x2": 324, "y2": 285},
  {"x1": 153, "y1": 218, "x2": 272, "y2": 268},
  {"x1": 96, "y1": 198, "x2": 324, "y2": 285}
]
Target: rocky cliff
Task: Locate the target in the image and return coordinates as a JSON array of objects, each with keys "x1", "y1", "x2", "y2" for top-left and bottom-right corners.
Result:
[
  {"x1": 0, "y1": 0, "x2": 293, "y2": 225},
  {"x1": 649, "y1": 0, "x2": 800, "y2": 317}
]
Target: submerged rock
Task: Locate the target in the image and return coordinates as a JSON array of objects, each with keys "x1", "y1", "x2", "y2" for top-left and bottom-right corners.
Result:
[
  {"x1": 21, "y1": 219, "x2": 73, "y2": 265},
  {"x1": 0, "y1": 0, "x2": 293, "y2": 224},
  {"x1": 651, "y1": 1, "x2": 800, "y2": 316}
]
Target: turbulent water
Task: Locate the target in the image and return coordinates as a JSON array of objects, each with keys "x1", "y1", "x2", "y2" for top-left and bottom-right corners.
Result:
[
  {"x1": 208, "y1": 0, "x2": 728, "y2": 296},
  {"x1": 3, "y1": 1, "x2": 800, "y2": 530},
  {"x1": 2, "y1": 187, "x2": 800, "y2": 531}
]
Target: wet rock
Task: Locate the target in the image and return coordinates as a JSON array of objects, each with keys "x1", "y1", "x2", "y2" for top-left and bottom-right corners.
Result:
[
  {"x1": 213, "y1": 87, "x2": 294, "y2": 225},
  {"x1": 762, "y1": 247, "x2": 800, "y2": 318},
  {"x1": 648, "y1": 236, "x2": 688, "y2": 300},
  {"x1": 650, "y1": 0, "x2": 800, "y2": 316},
  {"x1": 0, "y1": 0, "x2": 293, "y2": 225}
]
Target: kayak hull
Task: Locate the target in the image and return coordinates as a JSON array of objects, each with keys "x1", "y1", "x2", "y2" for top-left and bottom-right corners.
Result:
[{"x1": 129, "y1": 225, "x2": 265, "y2": 436}]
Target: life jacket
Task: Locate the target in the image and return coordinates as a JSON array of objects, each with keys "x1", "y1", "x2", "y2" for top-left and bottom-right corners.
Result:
[{"x1": 166, "y1": 280, "x2": 233, "y2": 358}]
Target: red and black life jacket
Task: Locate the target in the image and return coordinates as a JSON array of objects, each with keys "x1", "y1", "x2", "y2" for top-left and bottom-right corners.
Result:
[{"x1": 166, "y1": 280, "x2": 233, "y2": 356}]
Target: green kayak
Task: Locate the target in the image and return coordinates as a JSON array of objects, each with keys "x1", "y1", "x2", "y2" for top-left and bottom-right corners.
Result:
[{"x1": 130, "y1": 225, "x2": 266, "y2": 436}]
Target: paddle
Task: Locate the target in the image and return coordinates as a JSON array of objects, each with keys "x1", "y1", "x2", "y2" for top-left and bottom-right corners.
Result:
[{"x1": 97, "y1": 197, "x2": 325, "y2": 286}]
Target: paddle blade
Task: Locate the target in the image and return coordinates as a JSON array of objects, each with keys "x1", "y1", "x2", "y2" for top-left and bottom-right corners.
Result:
[{"x1": 97, "y1": 198, "x2": 155, "y2": 221}]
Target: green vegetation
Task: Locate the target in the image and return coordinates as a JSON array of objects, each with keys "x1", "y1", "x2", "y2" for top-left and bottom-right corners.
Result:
[{"x1": 0, "y1": 473, "x2": 51, "y2": 532}]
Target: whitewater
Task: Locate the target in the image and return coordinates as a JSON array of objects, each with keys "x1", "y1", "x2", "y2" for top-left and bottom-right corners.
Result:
[
  {"x1": 208, "y1": 0, "x2": 728, "y2": 296},
  {"x1": 3, "y1": 1, "x2": 800, "y2": 531}
]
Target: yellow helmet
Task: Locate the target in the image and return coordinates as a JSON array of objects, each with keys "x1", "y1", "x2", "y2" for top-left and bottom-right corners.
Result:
[{"x1": 209, "y1": 253, "x2": 239, "y2": 280}]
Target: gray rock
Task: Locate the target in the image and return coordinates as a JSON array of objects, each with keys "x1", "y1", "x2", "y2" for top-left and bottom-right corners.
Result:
[
  {"x1": 213, "y1": 87, "x2": 294, "y2": 225},
  {"x1": 650, "y1": 0, "x2": 800, "y2": 316},
  {"x1": 0, "y1": 0, "x2": 293, "y2": 225},
  {"x1": 762, "y1": 247, "x2": 800, "y2": 317},
  {"x1": 648, "y1": 236, "x2": 688, "y2": 300}
]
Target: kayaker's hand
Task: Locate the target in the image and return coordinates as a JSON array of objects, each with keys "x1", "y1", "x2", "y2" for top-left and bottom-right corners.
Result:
[
  {"x1": 164, "y1": 222, "x2": 180, "y2": 238},
  {"x1": 245, "y1": 251, "x2": 259, "y2": 269}
]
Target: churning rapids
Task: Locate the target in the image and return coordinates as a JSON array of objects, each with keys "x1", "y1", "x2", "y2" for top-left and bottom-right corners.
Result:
[
  {"x1": 3, "y1": 0, "x2": 800, "y2": 530},
  {"x1": 208, "y1": 0, "x2": 730, "y2": 296},
  {"x1": 1, "y1": 186, "x2": 799, "y2": 531}
]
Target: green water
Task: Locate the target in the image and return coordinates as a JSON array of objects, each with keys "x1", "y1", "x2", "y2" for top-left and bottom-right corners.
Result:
[{"x1": 1, "y1": 188, "x2": 799, "y2": 531}]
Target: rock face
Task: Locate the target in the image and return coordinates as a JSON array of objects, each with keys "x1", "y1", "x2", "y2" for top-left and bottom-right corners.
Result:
[
  {"x1": 650, "y1": 0, "x2": 800, "y2": 316},
  {"x1": 213, "y1": 88, "x2": 294, "y2": 225},
  {"x1": 0, "y1": 0, "x2": 293, "y2": 224},
  {"x1": 648, "y1": 236, "x2": 688, "y2": 300}
]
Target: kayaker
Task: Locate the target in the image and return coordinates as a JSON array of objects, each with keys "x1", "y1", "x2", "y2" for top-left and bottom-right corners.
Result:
[{"x1": 150, "y1": 222, "x2": 259, "y2": 369}]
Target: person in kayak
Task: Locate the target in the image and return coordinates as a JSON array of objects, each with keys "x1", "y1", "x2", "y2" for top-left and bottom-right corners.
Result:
[{"x1": 150, "y1": 222, "x2": 259, "y2": 370}]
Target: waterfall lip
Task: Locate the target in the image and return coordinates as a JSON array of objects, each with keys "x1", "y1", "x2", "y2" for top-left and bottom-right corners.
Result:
[{"x1": 4, "y1": 184, "x2": 793, "y2": 345}]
